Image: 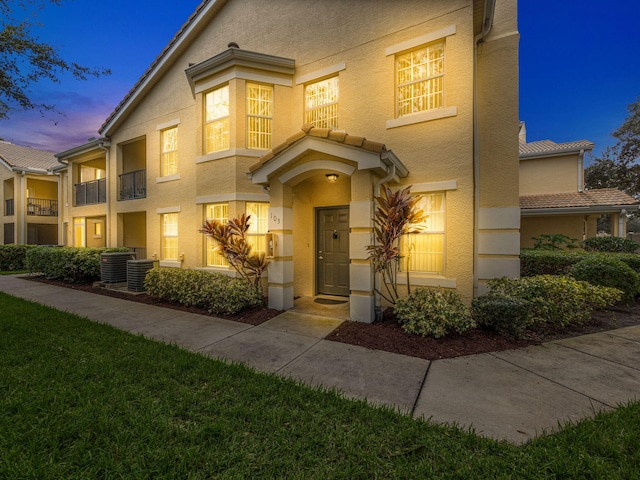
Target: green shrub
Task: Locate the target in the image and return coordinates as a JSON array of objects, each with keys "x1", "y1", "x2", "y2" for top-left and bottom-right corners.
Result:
[
  {"x1": 582, "y1": 236, "x2": 640, "y2": 253},
  {"x1": 26, "y1": 246, "x2": 130, "y2": 283},
  {"x1": 531, "y1": 233, "x2": 579, "y2": 250},
  {"x1": 394, "y1": 288, "x2": 475, "y2": 338},
  {"x1": 0, "y1": 244, "x2": 37, "y2": 271},
  {"x1": 486, "y1": 275, "x2": 621, "y2": 328},
  {"x1": 571, "y1": 257, "x2": 640, "y2": 303},
  {"x1": 144, "y1": 267, "x2": 264, "y2": 315},
  {"x1": 520, "y1": 249, "x2": 640, "y2": 277},
  {"x1": 471, "y1": 295, "x2": 530, "y2": 337}
]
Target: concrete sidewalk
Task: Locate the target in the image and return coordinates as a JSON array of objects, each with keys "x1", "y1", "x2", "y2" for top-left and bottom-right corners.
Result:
[{"x1": 1, "y1": 274, "x2": 639, "y2": 444}]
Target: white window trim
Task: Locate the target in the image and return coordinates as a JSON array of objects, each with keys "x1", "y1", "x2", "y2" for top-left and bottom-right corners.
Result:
[
  {"x1": 156, "y1": 173, "x2": 181, "y2": 183},
  {"x1": 386, "y1": 25, "x2": 457, "y2": 129},
  {"x1": 156, "y1": 119, "x2": 181, "y2": 131},
  {"x1": 195, "y1": 70, "x2": 292, "y2": 95},
  {"x1": 295, "y1": 62, "x2": 346, "y2": 85},
  {"x1": 196, "y1": 193, "x2": 270, "y2": 205},
  {"x1": 156, "y1": 206, "x2": 181, "y2": 214},
  {"x1": 195, "y1": 148, "x2": 266, "y2": 164}
]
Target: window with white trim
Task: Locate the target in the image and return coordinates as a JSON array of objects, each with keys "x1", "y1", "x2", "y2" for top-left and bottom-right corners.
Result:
[
  {"x1": 305, "y1": 77, "x2": 339, "y2": 129},
  {"x1": 246, "y1": 83, "x2": 273, "y2": 149},
  {"x1": 160, "y1": 126, "x2": 178, "y2": 176},
  {"x1": 400, "y1": 193, "x2": 445, "y2": 274},
  {"x1": 205, "y1": 203, "x2": 228, "y2": 267},
  {"x1": 246, "y1": 202, "x2": 268, "y2": 257},
  {"x1": 396, "y1": 41, "x2": 444, "y2": 117},
  {"x1": 161, "y1": 213, "x2": 178, "y2": 260},
  {"x1": 205, "y1": 85, "x2": 230, "y2": 153}
]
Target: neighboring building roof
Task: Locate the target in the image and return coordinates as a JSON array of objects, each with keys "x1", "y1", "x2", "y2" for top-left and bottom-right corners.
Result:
[
  {"x1": 0, "y1": 141, "x2": 59, "y2": 172},
  {"x1": 520, "y1": 188, "x2": 639, "y2": 213},
  {"x1": 519, "y1": 139, "x2": 595, "y2": 159}
]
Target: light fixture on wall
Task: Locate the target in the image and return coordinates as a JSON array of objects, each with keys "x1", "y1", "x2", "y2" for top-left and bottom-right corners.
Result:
[{"x1": 325, "y1": 173, "x2": 339, "y2": 183}]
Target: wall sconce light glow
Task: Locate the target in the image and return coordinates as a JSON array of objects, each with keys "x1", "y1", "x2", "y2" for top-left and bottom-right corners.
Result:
[{"x1": 326, "y1": 173, "x2": 339, "y2": 183}]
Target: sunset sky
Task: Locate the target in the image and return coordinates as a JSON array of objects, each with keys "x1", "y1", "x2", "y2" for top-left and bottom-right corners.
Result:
[{"x1": 1, "y1": 0, "x2": 638, "y2": 161}]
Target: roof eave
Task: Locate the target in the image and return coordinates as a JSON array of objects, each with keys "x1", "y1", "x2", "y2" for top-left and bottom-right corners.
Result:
[
  {"x1": 521, "y1": 204, "x2": 640, "y2": 216},
  {"x1": 519, "y1": 145, "x2": 594, "y2": 160}
]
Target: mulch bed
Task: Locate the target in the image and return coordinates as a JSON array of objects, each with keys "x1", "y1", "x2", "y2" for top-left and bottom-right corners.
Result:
[{"x1": 25, "y1": 276, "x2": 640, "y2": 361}]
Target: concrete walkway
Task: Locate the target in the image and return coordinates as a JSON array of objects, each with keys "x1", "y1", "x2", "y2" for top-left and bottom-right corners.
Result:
[{"x1": 1, "y1": 274, "x2": 639, "y2": 444}]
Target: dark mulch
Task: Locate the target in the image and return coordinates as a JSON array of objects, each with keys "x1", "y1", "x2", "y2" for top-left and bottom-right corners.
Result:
[{"x1": 25, "y1": 276, "x2": 640, "y2": 360}]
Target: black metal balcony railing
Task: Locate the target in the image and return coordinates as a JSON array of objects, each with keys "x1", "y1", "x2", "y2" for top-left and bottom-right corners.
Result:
[
  {"x1": 119, "y1": 169, "x2": 146, "y2": 201},
  {"x1": 27, "y1": 198, "x2": 58, "y2": 216},
  {"x1": 4, "y1": 198, "x2": 14, "y2": 216},
  {"x1": 75, "y1": 178, "x2": 107, "y2": 206}
]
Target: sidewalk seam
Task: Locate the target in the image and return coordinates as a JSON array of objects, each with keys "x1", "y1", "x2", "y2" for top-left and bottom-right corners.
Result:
[
  {"x1": 410, "y1": 361, "x2": 432, "y2": 418},
  {"x1": 553, "y1": 342, "x2": 640, "y2": 372}
]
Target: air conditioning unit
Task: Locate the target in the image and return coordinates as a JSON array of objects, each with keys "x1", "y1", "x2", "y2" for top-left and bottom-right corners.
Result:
[
  {"x1": 100, "y1": 252, "x2": 136, "y2": 283},
  {"x1": 127, "y1": 259, "x2": 157, "y2": 292}
]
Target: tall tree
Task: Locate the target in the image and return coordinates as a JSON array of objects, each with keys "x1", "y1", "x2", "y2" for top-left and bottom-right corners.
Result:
[{"x1": 0, "y1": 0, "x2": 110, "y2": 119}]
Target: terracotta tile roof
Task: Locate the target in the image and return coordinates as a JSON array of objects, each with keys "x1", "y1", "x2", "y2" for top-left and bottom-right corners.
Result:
[
  {"x1": 520, "y1": 188, "x2": 639, "y2": 210},
  {"x1": 249, "y1": 123, "x2": 387, "y2": 173},
  {"x1": 519, "y1": 139, "x2": 594, "y2": 157},
  {"x1": 0, "y1": 141, "x2": 59, "y2": 171}
]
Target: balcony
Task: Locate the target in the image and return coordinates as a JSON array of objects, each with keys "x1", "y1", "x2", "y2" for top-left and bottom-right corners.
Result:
[
  {"x1": 119, "y1": 169, "x2": 146, "y2": 201},
  {"x1": 75, "y1": 178, "x2": 107, "y2": 206},
  {"x1": 4, "y1": 198, "x2": 14, "y2": 216},
  {"x1": 27, "y1": 198, "x2": 58, "y2": 217}
]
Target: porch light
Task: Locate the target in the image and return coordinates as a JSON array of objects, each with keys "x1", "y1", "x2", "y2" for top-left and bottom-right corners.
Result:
[{"x1": 326, "y1": 173, "x2": 339, "y2": 183}]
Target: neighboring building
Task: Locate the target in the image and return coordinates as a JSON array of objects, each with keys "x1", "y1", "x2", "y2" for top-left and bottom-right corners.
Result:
[
  {"x1": 519, "y1": 123, "x2": 639, "y2": 248},
  {"x1": 57, "y1": 0, "x2": 520, "y2": 321},
  {"x1": 0, "y1": 141, "x2": 62, "y2": 245}
]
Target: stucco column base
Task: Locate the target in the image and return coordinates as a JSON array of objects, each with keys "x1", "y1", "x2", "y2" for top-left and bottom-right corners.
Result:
[
  {"x1": 349, "y1": 293, "x2": 375, "y2": 323},
  {"x1": 268, "y1": 285, "x2": 294, "y2": 311}
]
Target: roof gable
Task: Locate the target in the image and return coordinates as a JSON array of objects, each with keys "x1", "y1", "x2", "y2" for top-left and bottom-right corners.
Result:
[{"x1": 0, "y1": 141, "x2": 59, "y2": 172}]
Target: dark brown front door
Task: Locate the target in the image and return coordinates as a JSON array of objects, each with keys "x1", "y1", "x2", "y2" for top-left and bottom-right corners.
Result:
[{"x1": 316, "y1": 207, "x2": 349, "y2": 296}]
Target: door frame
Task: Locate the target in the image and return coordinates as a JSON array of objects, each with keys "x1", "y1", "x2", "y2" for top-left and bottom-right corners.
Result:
[{"x1": 315, "y1": 205, "x2": 350, "y2": 296}]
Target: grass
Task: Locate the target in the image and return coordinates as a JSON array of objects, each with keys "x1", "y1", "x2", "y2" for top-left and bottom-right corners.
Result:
[
  {"x1": 1, "y1": 292, "x2": 639, "y2": 479},
  {"x1": 0, "y1": 269, "x2": 28, "y2": 275}
]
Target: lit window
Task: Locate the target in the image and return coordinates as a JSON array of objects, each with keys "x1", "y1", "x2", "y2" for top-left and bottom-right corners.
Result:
[
  {"x1": 161, "y1": 213, "x2": 178, "y2": 260},
  {"x1": 205, "y1": 203, "x2": 228, "y2": 267},
  {"x1": 246, "y1": 202, "x2": 269, "y2": 257},
  {"x1": 205, "y1": 85, "x2": 230, "y2": 153},
  {"x1": 74, "y1": 217, "x2": 86, "y2": 247},
  {"x1": 305, "y1": 77, "x2": 339, "y2": 129},
  {"x1": 396, "y1": 41, "x2": 444, "y2": 117},
  {"x1": 246, "y1": 83, "x2": 273, "y2": 149},
  {"x1": 161, "y1": 127, "x2": 178, "y2": 176},
  {"x1": 400, "y1": 193, "x2": 445, "y2": 274}
]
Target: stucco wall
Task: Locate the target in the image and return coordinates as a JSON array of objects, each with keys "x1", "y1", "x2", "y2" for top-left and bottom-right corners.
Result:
[
  {"x1": 520, "y1": 214, "x2": 597, "y2": 248},
  {"x1": 520, "y1": 154, "x2": 580, "y2": 195}
]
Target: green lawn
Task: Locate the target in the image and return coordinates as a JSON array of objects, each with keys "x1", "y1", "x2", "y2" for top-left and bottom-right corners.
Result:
[{"x1": 1, "y1": 292, "x2": 639, "y2": 479}]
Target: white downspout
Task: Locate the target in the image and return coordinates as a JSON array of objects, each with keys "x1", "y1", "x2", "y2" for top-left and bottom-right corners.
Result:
[
  {"x1": 98, "y1": 141, "x2": 110, "y2": 247},
  {"x1": 577, "y1": 149, "x2": 585, "y2": 192},
  {"x1": 472, "y1": 0, "x2": 496, "y2": 296},
  {"x1": 374, "y1": 164, "x2": 397, "y2": 197},
  {"x1": 618, "y1": 209, "x2": 627, "y2": 238},
  {"x1": 19, "y1": 171, "x2": 27, "y2": 244}
]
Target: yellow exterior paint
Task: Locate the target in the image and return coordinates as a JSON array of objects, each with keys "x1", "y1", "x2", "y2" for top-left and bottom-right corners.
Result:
[{"x1": 520, "y1": 154, "x2": 579, "y2": 195}]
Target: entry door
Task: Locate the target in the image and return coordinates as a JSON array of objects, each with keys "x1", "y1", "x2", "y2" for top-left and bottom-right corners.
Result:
[{"x1": 316, "y1": 207, "x2": 350, "y2": 296}]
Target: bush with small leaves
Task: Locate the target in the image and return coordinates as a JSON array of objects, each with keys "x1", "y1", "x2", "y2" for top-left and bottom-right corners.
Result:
[
  {"x1": 486, "y1": 275, "x2": 621, "y2": 328},
  {"x1": 394, "y1": 287, "x2": 475, "y2": 338},
  {"x1": 571, "y1": 257, "x2": 640, "y2": 303},
  {"x1": 0, "y1": 244, "x2": 37, "y2": 271},
  {"x1": 472, "y1": 295, "x2": 530, "y2": 337},
  {"x1": 582, "y1": 236, "x2": 640, "y2": 253},
  {"x1": 144, "y1": 267, "x2": 263, "y2": 315}
]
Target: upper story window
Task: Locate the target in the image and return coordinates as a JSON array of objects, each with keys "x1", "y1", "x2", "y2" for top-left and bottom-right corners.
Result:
[
  {"x1": 400, "y1": 192, "x2": 445, "y2": 274},
  {"x1": 205, "y1": 85, "x2": 230, "y2": 153},
  {"x1": 246, "y1": 83, "x2": 273, "y2": 150},
  {"x1": 160, "y1": 126, "x2": 178, "y2": 176},
  {"x1": 396, "y1": 41, "x2": 444, "y2": 117},
  {"x1": 205, "y1": 203, "x2": 228, "y2": 267},
  {"x1": 305, "y1": 77, "x2": 339, "y2": 129}
]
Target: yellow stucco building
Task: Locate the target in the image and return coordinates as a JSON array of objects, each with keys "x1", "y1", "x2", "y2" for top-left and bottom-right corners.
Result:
[{"x1": 56, "y1": 0, "x2": 521, "y2": 322}]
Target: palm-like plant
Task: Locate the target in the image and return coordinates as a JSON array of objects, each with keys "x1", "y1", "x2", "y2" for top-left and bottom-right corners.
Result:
[
  {"x1": 200, "y1": 214, "x2": 269, "y2": 294},
  {"x1": 366, "y1": 186, "x2": 426, "y2": 305}
]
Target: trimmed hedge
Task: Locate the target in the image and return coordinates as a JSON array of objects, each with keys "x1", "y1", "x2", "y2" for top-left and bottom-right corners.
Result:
[
  {"x1": 582, "y1": 236, "x2": 640, "y2": 253},
  {"x1": 0, "y1": 244, "x2": 37, "y2": 271},
  {"x1": 394, "y1": 287, "x2": 475, "y2": 338},
  {"x1": 144, "y1": 267, "x2": 264, "y2": 315},
  {"x1": 521, "y1": 249, "x2": 640, "y2": 277},
  {"x1": 26, "y1": 246, "x2": 130, "y2": 283},
  {"x1": 472, "y1": 295, "x2": 530, "y2": 337},
  {"x1": 486, "y1": 275, "x2": 621, "y2": 328},
  {"x1": 571, "y1": 257, "x2": 640, "y2": 303}
]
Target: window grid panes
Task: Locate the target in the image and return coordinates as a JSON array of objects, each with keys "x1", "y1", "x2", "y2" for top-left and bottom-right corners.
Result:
[
  {"x1": 400, "y1": 193, "x2": 445, "y2": 274},
  {"x1": 246, "y1": 83, "x2": 273, "y2": 149},
  {"x1": 305, "y1": 77, "x2": 339, "y2": 129},
  {"x1": 205, "y1": 85, "x2": 230, "y2": 153},
  {"x1": 246, "y1": 202, "x2": 269, "y2": 257},
  {"x1": 161, "y1": 127, "x2": 178, "y2": 176},
  {"x1": 162, "y1": 213, "x2": 178, "y2": 260},
  {"x1": 205, "y1": 203, "x2": 228, "y2": 267},
  {"x1": 396, "y1": 41, "x2": 445, "y2": 117}
]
